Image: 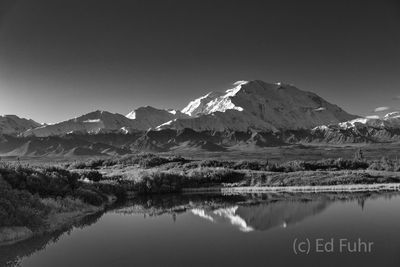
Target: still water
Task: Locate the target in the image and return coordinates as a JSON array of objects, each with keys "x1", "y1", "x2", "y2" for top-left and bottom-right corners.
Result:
[{"x1": 2, "y1": 192, "x2": 400, "y2": 267}]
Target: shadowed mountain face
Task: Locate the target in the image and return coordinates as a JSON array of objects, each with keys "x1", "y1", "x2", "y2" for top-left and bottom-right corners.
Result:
[
  {"x1": 0, "y1": 134, "x2": 133, "y2": 157},
  {"x1": 2, "y1": 125, "x2": 400, "y2": 156},
  {"x1": 0, "y1": 115, "x2": 40, "y2": 135}
]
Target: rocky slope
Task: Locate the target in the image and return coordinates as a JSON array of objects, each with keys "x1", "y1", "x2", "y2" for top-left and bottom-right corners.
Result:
[
  {"x1": 0, "y1": 134, "x2": 131, "y2": 157},
  {"x1": 126, "y1": 106, "x2": 189, "y2": 129},
  {"x1": 0, "y1": 115, "x2": 41, "y2": 135}
]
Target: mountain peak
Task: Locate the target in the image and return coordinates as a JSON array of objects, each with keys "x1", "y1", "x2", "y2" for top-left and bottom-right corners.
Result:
[
  {"x1": 8, "y1": 79, "x2": 359, "y2": 136},
  {"x1": 168, "y1": 79, "x2": 358, "y2": 131}
]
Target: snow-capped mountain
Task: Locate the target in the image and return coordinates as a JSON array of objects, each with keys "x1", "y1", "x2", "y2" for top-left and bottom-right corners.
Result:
[
  {"x1": 2, "y1": 80, "x2": 400, "y2": 155},
  {"x1": 22, "y1": 106, "x2": 190, "y2": 137},
  {"x1": 338, "y1": 112, "x2": 400, "y2": 129},
  {"x1": 307, "y1": 111, "x2": 400, "y2": 143},
  {"x1": 160, "y1": 80, "x2": 358, "y2": 132},
  {"x1": 313, "y1": 111, "x2": 400, "y2": 132},
  {"x1": 0, "y1": 115, "x2": 41, "y2": 135},
  {"x1": 22, "y1": 110, "x2": 140, "y2": 137},
  {"x1": 18, "y1": 80, "x2": 359, "y2": 137},
  {"x1": 126, "y1": 106, "x2": 188, "y2": 129}
]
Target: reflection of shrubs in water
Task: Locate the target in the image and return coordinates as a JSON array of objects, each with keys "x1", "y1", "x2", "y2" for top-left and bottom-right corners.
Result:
[
  {"x1": 121, "y1": 193, "x2": 249, "y2": 216},
  {"x1": 0, "y1": 210, "x2": 104, "y2": 267},
  {"x1": 123, "y1": 191, "x2": 392, "y2": 220},
  {"x1": 134, "y1": 169, "x2": 246, "y2": 194}
]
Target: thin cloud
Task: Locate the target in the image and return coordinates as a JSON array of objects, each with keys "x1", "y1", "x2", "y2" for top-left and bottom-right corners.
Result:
[
  {"x1": 393, "y1": 96, "x2": 400, "y2": 100},
  {"x1": 374, "y1": 106, "x2": 390, "y2": 112},
  {"x1": 366, "y1": 115, "x2": 380, "y2": 119}
]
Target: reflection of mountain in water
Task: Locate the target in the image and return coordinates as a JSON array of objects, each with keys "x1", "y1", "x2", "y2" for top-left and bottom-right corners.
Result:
[
  {"x1": 4, "y1": 192, "x2": 397, "y2": 266},
  {"x1": 191, "y1": 200, "x2": 330, "y2": 232},
  {"x1": 192, "y1": 206, "x2": 255, "y2": 232}
]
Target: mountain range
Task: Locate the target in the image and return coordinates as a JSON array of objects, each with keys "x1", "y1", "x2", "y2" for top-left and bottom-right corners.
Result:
[{"x1": 1, "y1": 80, "x2": 399, "y2": 156}]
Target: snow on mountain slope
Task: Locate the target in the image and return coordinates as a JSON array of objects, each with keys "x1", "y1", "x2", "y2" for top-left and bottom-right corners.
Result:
[
  {"x1": 157, "y1": 109, "x2": 277, "y2": 132},
  {"x1": 22, "y1": 110, "x2": 140, "y2": 137},
  {"x1": 0, "y1": 115, "x2": 41, "y2": 135},
  {"x1": 182, "y1": 91, "x2": 225, "y2": 116},
  {"x1": 311, "y1": 111, "x2": 400, "y2": 131},
  {"x1": 126, "y1": 106, "x2": 189, "y2": 129},
  {"x1": 22, "y1": 106, "x2": 190, "y2": 137},
  {"x1": 164, "y1": 80, "x2": 358, "y2": 131},
  {"x1": 306, "y1": 111, "x2": 400, "y2": 144},
  {"x1": 328, "y1": 111, "x2": 400, "y2": 130}
]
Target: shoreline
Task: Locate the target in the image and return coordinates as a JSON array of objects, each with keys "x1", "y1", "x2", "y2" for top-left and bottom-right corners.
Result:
[
  {"x1": 3, "y1": 181, "x2": 400, "y2": 246},
  {"x1": 182, "y1": 183, "x2": 400, "y2": 194},
  {"x1": 0, "y1": 204, "x2": 106, "y2": 247}
]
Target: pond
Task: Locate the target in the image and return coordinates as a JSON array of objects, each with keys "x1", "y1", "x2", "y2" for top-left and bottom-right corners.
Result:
[{"x1": 2, "y1": 192, "x2": 400, "y2": 267}]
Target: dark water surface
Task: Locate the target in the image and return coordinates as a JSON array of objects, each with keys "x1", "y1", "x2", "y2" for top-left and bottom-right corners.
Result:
[{"x1": 2, "y1": 192, "x2": 400, "y2": 267}]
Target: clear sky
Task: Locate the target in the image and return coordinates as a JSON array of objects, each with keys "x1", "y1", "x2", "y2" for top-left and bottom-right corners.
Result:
[{"x1": 0, "y1": 0, "x2": 399, "y2": 123}]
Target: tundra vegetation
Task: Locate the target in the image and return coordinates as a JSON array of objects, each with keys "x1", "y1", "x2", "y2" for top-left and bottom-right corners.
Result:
[
  {"x1": 66, "y1": 150, "x2": 400, "y2": 193},
  {"x1": 0, "y1": 161, "x2": 126, "y2": 239},
  {"x1": 1, "y1": 149, "x2": 400, "y2": 236}
]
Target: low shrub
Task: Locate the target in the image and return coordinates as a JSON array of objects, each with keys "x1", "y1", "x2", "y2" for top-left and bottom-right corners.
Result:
[
  {"x1": 233, "y1": 160, "x2": 268, "y2": 171},
  {"x1": 0, "y1": 163, "x2": 124, "y2": 207},
  {"x1": 0, "y1": 178, "x2": 50, "y2": 229},
  {"x1": 199, "y1": 160, "x2": 234, "y2": 169},
  {"x1": 74, "y1": 188, "x2": 105, "y2": 206},
  {"x1": 83, "y1": 171, "x2": 103, "y2": 182},
  {"x1": 368, "y1": 157, "x2": 400, "y2": 172},
  {"x1": 134, "y1": 172, "x2": 183, "y2": 194}
]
